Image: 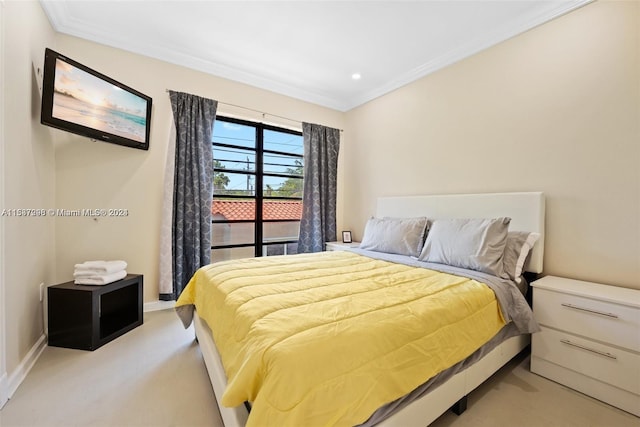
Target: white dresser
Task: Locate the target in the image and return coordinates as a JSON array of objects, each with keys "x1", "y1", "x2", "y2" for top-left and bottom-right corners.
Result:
[{"x1": 530, "y1": 276, "x2": 640, "y2": 416}]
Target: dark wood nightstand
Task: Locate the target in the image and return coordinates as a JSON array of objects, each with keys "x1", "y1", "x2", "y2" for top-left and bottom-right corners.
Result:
[{"x1": 48, "y1": 274, "x2": 143, "y2": 351}]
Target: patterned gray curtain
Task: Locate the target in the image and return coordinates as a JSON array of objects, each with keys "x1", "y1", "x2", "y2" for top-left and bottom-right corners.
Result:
[
  {"x1": 297, "y1": 122, "x2": 340, "y2": 253},
  {"x1": 160, "y1": 91, "x2": 217, "y2": 300}
]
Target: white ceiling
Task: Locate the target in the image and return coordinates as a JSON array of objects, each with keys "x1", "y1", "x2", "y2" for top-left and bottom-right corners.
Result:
[{"x1": 40, "y1": 0, "x2": 591, "y2": 112}]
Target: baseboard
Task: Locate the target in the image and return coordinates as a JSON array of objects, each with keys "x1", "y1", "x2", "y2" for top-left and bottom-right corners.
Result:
[
  {"x1": 143, "y1": 300, "x2": 175, "y2": 312},
  {"x1": 0, "y1": 371, "x2": 8, "y2": 409},
  {"x1": 7, "y1": 333, "x2": 46, "y2": 399}
]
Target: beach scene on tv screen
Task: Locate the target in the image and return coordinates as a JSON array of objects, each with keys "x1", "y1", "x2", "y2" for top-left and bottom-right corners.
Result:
[{"x1": 52, "y1": 59, "x2": 148, "y2": 143}]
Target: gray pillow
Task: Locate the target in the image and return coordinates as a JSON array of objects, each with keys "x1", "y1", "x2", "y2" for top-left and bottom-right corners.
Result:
[
  {"x1": 502, "y1": 231, "x2": 540, "y2": 283},
  {"x1": 359, "y1": 217, "x2": 428, "y2": 257},
  {"x1": 418, "y1": 217, "x2": 511, "y2": 276}
]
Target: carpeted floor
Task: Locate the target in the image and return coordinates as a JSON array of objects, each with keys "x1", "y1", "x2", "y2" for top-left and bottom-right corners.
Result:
[{"x1": 1, "y1": 309, "x2": 637, "y2": 427}]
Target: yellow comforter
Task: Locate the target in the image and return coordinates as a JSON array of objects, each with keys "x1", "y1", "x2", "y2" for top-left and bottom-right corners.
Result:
[{"x1": 176, "y1": 251, "x2": 506, "y2": 427}]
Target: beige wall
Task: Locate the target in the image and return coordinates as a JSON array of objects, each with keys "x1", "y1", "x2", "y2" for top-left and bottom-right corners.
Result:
[
  {"x1": 0, "y1": 0, "x2": 6, "y2": 407},
  {"x1": 343, "y1": 0, "x2": 639, "y2": 289},
  {"x1": 53, "y1": 35, "x2": 346, "y2": 302},
  {"x1": 3, "y1": 0, "x2": 57, "y2": 375}
]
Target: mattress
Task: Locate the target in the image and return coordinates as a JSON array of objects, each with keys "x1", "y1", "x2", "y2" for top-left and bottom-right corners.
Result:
[{"x1": 176, "y1": 250, "x2": 538, "y2": 427}]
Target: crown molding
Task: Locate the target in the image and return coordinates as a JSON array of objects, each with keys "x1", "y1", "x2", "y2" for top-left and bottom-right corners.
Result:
[
  {"x1": 345, "y1": 0, "x2": 594, "y2": 110},
  {"x1": 39, "y1": 0, "x2": 593, "y2": 113},
  {"x1": 39, "y1": 0, "x2": 349, "y2": 111}
]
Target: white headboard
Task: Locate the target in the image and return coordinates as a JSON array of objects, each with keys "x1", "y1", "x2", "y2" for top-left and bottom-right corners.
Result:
[{"x1": 377, "y1": 192, "x2": 545, "y2": 273}]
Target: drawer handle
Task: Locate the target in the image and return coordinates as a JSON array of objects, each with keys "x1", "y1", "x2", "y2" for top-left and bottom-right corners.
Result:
[
  {"x1": 560, "y1": 303, "x2": 619, "y2": 319},
  {"x1": 560, "y1": 339, "x2": 617, "y2": 360}
]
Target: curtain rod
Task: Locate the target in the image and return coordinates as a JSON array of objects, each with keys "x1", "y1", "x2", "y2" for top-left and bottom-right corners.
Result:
[{"x1": 165, "y1": 89, "x2": 343, "y2": 132}]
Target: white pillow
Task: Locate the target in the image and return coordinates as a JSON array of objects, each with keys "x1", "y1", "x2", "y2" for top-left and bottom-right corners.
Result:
[
  {"x1": 418, "y1": 217, "x2": 511, "y2": 276},
  {"x1": 502, "y1": 231, "x2": 540, "y2": 283},
  {"x1": 359, "y1": 217, "x2": 428, "y2": 257}
]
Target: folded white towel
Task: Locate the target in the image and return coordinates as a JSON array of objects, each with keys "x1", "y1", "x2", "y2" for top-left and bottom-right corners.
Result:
[
  {"x1": 74, "y1": 270, "x2": 121, "y2": 278},
  {"x1": 74, "y1": 260, "x2": 128, "y2": 275},
  {"x1": 74, "y1": 270, "x2": 127, "y2": 286}
]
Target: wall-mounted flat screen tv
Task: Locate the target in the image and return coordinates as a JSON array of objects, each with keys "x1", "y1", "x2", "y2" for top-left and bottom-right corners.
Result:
[{"x1": 41, "y1": 48, "x2": 152, "y2": 150}]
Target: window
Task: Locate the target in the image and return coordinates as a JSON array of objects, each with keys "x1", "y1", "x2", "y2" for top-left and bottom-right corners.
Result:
[{"x1": 211, "y1": 116, "x2": 303, "y2": 262}]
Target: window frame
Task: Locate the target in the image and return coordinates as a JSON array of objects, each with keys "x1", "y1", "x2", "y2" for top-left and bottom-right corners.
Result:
[{"x1": 211, "y1": 116, "x2": 304, "y2": 259}]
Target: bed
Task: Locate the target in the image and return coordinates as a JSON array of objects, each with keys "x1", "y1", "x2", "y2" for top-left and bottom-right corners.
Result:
[{"x1": 176, "y1": 191, "x2": 545, "y2": 427}]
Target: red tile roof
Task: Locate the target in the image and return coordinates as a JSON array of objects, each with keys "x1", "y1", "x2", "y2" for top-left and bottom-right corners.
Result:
[{"x1": 212, "y1": 200, "x2": 303, "y2": 221}]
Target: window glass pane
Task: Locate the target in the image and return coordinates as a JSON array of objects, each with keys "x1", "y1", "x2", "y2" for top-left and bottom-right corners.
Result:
[
  {"x1": 286, "y1": 242, "x2": 299, "y2": 255},
  {"x1": 263, "y1": 200, "x2": 302, "y2": 222},
  {"x1": 213, "y1": 172, "x2": 256, "y2": 196},
  {"x1": 263, "y1": 153, "x2": 303, "y2": 175},
  {"x1": 264, "y1": 175, "x2": 303, "y2": 198},
  {"x1": 263, "y1": 221, "x2": 301, "y2": 242},
  {"x1": 211, "y1": 246, "x2": 255, "y2": 263},
  {"x1": 213, "y1": 121, "x2": 255, "y2": 149},
  {"x1": 264, "y1": 129, "x2": 303, "y2": 155},
  {"x1": 214, "y1": 147, "x2": 256, "y2": 173},
  {"x1": 211, "y1": 222, "x2": 255, "y2": 246},
  {"x1": 212, "y1": 200, "x2": 256, "y2": 221},
  {"x1": 262, "y1": 242, "x2": 299, "y2": 256}
]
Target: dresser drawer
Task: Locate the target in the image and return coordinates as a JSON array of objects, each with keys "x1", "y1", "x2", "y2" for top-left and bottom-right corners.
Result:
[
  {"x1": 533, "y1": 287, "x2": 640, "y2": 352},
  {"x1": 532, "y1": 326, "x2": 640, "y2": 395}
]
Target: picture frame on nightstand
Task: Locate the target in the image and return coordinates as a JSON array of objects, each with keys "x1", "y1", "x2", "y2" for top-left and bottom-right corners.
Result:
[{"x1": 342, "y1": 231, "x2": 352, "y2": 243}]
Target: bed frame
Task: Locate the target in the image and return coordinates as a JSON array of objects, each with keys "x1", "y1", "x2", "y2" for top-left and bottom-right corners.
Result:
[{"x1": 193, "y1": 191, "x2": 545, "y2": 427}]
